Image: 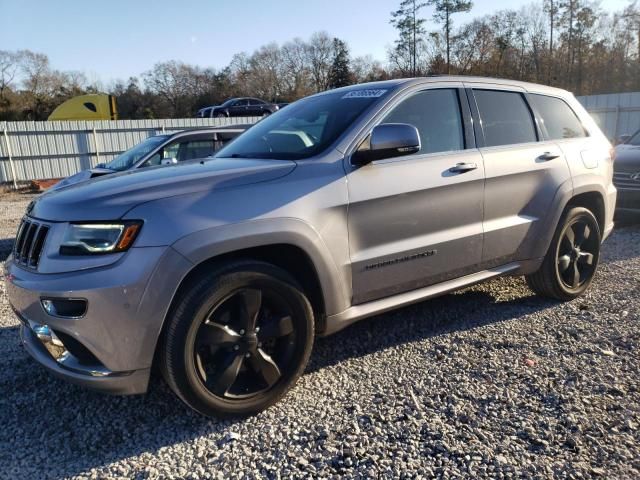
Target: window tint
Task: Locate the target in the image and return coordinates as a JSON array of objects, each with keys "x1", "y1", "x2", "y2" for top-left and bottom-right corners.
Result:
[
  {"x1": 141, "y1": 140, "x2": 216, "y2": 167},
  {"x1": 381, "y1": 89, "x2": 464, "y2": 155},
  {"x1": 249, "y1": 99, "x2": 265, "y2": 105},
  {"x1": 216, "y1": 89, "x2": 387, "y2": 160},
  {"x1": 529, "y1": 94, "x2": 586, "y2": 140},
  {"x1": 474, "y1": 90, "x2": 537, "y2": 147},
  {"x1": 178, "y1": 140, "x2": 216, "y2": 161}
]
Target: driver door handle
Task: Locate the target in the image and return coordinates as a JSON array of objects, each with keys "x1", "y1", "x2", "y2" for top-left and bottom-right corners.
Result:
[
  {"x1": 538, "y1": 152, "x2": 560, "y2": 161},
  {"x1": 449, "y1": 162, "x2": 478, "y2": 173}
]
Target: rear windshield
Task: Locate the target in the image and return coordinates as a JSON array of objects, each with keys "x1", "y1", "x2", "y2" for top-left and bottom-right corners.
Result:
[{"x1": 215, "y1": 89, "x2": 389, "y2": 160}]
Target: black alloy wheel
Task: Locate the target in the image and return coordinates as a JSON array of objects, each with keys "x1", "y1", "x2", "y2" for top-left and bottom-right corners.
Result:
[
  {"x1": 526, "y1": 206, "x2": 601, "y2": 300},
  {"x1": 161, "y1": 261, "x2": 314, "y2": 417},
  {"x1": 556, "y1": 217, "x2": 598, "y2": 291},
  {"x1": 193, "y1": 288, "x2": 297, "y2": 399}
]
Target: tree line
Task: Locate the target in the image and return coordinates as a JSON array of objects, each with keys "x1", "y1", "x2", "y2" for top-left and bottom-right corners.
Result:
[{"x1": 1, "y1": 0, "x2": 639, "y2": 121}]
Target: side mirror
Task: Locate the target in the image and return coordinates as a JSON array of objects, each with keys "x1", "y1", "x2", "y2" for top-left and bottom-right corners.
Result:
[
  {"x1": 616, "y1": 134, "x2": 631, "y2": 145},
  {"x1": 161, "y1": 157, "x2": 178, "y2": 166},
  {"x1": 352, "y1": 123, "x2": 421, "y2": 165}
]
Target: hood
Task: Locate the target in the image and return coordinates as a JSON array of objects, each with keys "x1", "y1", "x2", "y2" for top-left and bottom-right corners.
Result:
[
  {"x1": 31, "y1": 158, "x2": 296, "y2": 221},
  {"x1": 614, "y1": 144, "x2": 640, "y2": 173},
  {"x1": 50, "y1": 167, "x2": 115, "y2": 190}
]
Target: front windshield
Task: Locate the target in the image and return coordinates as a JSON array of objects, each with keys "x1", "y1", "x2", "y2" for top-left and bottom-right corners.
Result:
[
  {"x1": 215, "y1": 89, "x2": 390, "y2": 160},
  {"x1": 104, "y1": 135, "x2": 169, "y2": 171}
]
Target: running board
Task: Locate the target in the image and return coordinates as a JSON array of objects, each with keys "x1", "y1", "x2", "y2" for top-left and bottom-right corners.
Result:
[{"x1": 322, "y1": 262, "x2": 521, "y2": 336}]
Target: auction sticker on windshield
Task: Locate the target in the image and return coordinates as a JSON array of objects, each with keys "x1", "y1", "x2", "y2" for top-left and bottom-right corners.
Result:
[{"x1": 342, "y1": 89, "x2": 387, "y2": 99}]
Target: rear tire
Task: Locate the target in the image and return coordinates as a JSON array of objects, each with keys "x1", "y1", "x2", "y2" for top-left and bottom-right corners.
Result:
[
  {"x1": 526, "y1": 206, "x2": 601, "y2": 301},
  {"x1": 160, "y1": 260, "x2": 314, "y2": 418}
]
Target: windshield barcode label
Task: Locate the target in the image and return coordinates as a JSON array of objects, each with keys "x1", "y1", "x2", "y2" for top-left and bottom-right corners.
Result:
[{"x1": 342, "y1": 89, "x2": 387, "y2": 99}]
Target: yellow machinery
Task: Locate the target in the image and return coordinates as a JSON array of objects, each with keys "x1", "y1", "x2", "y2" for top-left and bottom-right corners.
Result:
[{"x1": 48, "y1": 94, "x2": 118, "y2": 121}]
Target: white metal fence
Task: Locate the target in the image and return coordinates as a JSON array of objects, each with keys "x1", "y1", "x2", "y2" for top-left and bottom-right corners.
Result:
[
  {"x1": 577, "y1": 92, "x2": 640, "y2": 141},
  {"x1": 0, "y1": 117, "x2": 259, "y2": 186},
  {"x1": 1, "y1": 93, "x2": 640, "y2": 186}
]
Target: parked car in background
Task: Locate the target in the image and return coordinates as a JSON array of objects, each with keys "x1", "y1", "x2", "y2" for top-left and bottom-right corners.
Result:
[
  {"x1": 613, "y1": 129, "x2": 640, "y2": 216},
  {"x1": 52, "y1": 125, "x2": 249, "y2": 190},
  {"x1": 7, "y1": 77, "x2": 616, "y2": 418},
  {"x1": 197, "y1": 98, "x2": 280, "y2": 118}
]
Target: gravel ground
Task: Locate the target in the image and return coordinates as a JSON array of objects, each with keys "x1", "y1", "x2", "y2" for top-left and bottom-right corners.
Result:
[{"x1": 0, "y1": 193, "x2": 638, "y2": 479}]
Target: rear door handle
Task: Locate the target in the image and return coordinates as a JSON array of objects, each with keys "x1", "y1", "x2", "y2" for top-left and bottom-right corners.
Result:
[
  {"x1": 449, "y1": 162, "x2": 478, "y2": 173},
  {"x1": 538, "y1": 152, "x2": 560, "y2": 161}
]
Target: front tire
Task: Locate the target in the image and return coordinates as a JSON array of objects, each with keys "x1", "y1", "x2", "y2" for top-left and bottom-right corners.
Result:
[
  {"x1": 160, "y1": 261, "x2": 314, "y2": 417},
  {"x1": 526, "y1": 206, "x2": 601, "y2": 300}
]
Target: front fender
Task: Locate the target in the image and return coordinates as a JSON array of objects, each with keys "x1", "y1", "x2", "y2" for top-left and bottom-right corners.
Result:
[{"x1": 171, "y1": 218, "x2": 351, "y2": 316}]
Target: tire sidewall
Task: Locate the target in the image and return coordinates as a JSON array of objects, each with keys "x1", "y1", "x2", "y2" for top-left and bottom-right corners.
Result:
[
  {"x1": 164, "y1": 263, "x2": 314, "y2": 417},
  {"x1": 552, "y1": 207, "x2": 601, "y2": 298}
]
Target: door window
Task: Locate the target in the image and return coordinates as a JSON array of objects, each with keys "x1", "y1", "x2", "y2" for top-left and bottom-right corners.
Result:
[
  {"x1": 140, "y1": 140, "x2": 215, "y2": 167},
  {"x1": 380, "y1": 89, "x2": 464, "y2": 155},
  {"x1": 177, "y1": 140, "x2": 216, "y2": 161},
  {"x1": 529, "y1": 94, "x2": 587, "y2": 140},
  {"x1": 473, "y1": 90, "x2": 537, "y2": 147}
]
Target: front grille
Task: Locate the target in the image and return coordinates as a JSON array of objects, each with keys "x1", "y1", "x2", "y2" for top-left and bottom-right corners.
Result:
[
  {"x1": 13, "y1": 218, "x2": 50, "y2": 269},
  {"x1": 613, "y1": 172, "x2": 640, "y2": 190}
]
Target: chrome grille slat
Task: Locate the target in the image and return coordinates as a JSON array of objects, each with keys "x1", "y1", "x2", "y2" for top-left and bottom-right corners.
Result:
[
  {"x1": 19, "y1": 223, "x2": 36, "y2": 262},
  {"x1": 13, "y1": 221, "x2": 28, "y2": 259},
  {"x1": 30, "y1": 225, "x2": 49, "y2": 267},
  {"x1": 13, "y1": 218, "x2": 50, "y2": 270},
  {"x1": 613, "y1": 173, "x2": 640, "y2": 190}
]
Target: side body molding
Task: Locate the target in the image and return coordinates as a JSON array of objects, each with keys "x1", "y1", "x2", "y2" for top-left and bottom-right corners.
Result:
[{"x1": 171, "y1": 218, "x2": 351, "y2": 317}]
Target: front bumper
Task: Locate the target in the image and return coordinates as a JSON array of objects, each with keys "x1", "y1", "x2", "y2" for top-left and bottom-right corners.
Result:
[
  {"x1": 5, "y1": 246, "x2": 193, "y2": 395},
  {"x1": 19, "y1": 323, "x2": 151, "y2": 394}
]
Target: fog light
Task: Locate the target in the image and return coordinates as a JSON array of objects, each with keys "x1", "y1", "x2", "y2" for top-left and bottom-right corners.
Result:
[
  {"x1": 32, "y1": 324, "x2": 66, "y2": 359},
  {"x1": 41, "y1": 299, "x2": 56, "y2": 316},
  {"x1": 40, "y1": 298, "x2": 87, "y2": 318}
]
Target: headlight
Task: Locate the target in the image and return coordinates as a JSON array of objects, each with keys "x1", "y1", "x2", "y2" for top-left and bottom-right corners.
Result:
[{"x1": 59, "y1": 221, "x2": 142, "y2": 255}]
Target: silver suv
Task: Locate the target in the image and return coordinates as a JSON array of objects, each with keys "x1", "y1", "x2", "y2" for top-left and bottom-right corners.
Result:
[{"x1": 5, "y1": 77, "x2": 616, "y2": 417}]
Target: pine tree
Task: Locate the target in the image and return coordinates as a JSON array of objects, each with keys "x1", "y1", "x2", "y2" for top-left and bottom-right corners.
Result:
[
  {"x1": 390, "y1": 0, "x2": 428, "y2": 76},
  {"x1": 427, "y1": 0, "x2": 473, "y2": 74},
  {"x1": 329, "y1": 38, "x2": 352, "y2": 88}
]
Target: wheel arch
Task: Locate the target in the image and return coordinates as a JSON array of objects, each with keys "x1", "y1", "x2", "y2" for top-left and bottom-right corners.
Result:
[
  {"x1": 168, "y1": 219, "x2": 351, "y2": 327},
  {"x1": 522, "y1": 180, "x2": 608, "y2": 264},
  {"x1": 170, "y1": 244, "x2": 327, "y2": 330},
  {"x1": 566, "y1": 190, "x2": 606, "y2": 236}
]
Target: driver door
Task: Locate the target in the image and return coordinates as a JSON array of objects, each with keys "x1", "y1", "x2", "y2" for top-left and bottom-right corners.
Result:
[{"x1": 346, "y1": 85, "x2": 485, "y2": 304}]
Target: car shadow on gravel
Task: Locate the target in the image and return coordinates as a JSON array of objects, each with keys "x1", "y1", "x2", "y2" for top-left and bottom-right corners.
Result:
[
  {"x1": 0, "y1": 237, "x2": 14, "y2": 261},
  {"x1": 308, "y1": 284, "x2": 558, "y2": 374},
  {"x1": 0, "y1": 280, "x2": 561, "y2": 479}
]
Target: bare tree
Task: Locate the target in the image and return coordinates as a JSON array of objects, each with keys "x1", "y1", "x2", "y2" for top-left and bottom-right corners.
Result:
[
  {"x1": 143, "y1": 60, "x2": 205, "y2": 117},
  {"x1": 305, "y1": 32, "x2": 334, "y2": 92}
]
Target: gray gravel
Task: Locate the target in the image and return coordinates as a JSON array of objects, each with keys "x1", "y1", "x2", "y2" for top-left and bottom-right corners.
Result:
[{"x1": 1, "y1": 193, "x2": 639, "y2": 479}]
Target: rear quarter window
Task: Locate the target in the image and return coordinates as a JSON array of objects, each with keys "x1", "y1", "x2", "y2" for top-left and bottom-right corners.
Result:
[{"x1": 529, "y1": 94, "x2": 587, "y2": 140}]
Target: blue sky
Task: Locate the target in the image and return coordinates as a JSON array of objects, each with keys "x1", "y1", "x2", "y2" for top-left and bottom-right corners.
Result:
[{"x1": 0, "y1": 0, "x2": 632, "y2": 84}]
